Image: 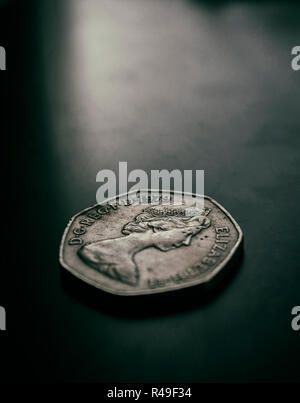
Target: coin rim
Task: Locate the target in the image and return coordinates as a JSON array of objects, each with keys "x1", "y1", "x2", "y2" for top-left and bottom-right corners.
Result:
[{"x1": 59, "y1": 190, "x2": 243, "y2": 296}]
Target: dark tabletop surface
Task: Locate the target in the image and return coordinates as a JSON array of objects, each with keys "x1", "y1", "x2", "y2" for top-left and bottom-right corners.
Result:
[{"x1": 1, "y1": 0, "x2": 300, "y2": 382}]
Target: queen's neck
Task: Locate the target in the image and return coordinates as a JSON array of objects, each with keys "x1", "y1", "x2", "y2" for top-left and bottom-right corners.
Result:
[{"x1": 101, "y1": 231, "x2": 154, "y2": 257}]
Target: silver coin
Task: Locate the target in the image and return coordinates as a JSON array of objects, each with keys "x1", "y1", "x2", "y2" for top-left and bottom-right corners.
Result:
[{"x1": 59, "y1": 190, "x2": 243, "y2": 295}]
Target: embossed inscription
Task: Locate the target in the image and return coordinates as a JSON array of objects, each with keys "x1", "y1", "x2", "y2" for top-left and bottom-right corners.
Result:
[
  {"x1": 68, "y1": 203, "x2": 118, "y2": 246},
  {"x1": 147, "y1": 264, "x2": 208, "y2": 288},
  {"x1": 201, "y1": 227, "x2": 230, "y2": 265}
]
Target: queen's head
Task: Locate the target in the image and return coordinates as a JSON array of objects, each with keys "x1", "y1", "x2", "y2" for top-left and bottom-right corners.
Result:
[
  {"x1": 78, "y1": 205, "x2": 210, "y2": 286},
  {"x1": 121, "y1": 205, "x2": 211, "y2": 251}
]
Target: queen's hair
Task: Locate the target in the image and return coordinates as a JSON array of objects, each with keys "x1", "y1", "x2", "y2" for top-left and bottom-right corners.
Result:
[{"x1": 122, "y1": 206, "x2": 210, "y2": 235}]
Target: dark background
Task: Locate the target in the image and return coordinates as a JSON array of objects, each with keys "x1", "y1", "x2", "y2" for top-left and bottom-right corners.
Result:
[{"x1": 1, "y1": 0, "x2": 299, "y2": 383}]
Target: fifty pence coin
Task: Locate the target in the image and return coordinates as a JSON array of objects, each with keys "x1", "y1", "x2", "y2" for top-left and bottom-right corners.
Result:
[{"x1": 59, "y1": 190, "x2": 243, "y2": 295}]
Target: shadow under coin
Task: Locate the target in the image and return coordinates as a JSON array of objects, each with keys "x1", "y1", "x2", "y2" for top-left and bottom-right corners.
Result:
[{"x1": 60, "y1": 242, "x2": 244, "y2": 319}]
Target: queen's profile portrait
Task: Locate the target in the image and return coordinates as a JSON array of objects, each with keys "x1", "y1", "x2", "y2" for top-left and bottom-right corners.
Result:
[{"x1": 78, "y1": 205, "x2": 211, "y2": 286}]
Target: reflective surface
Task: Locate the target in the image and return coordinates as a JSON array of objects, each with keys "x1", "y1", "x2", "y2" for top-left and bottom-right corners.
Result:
[{"x1": 3, "y1": 0, "x2": 300, "y2": 382}]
